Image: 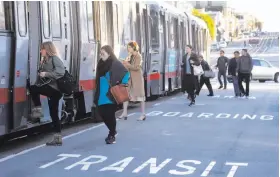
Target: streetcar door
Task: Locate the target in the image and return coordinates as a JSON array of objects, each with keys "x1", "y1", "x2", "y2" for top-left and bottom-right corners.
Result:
[{"x1": 11, "y1": 1, "x2": 29, "y2": 131}]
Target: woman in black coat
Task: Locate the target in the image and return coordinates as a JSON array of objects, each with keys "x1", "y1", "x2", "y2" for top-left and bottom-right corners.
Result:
[{"x1": 181, "y1": 45, "x2": 200, "y2": 106}]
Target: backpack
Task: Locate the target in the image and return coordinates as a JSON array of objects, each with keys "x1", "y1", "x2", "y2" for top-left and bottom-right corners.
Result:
[{"x1": 52, "y1": 58, "x2": 75, "y2": 95}]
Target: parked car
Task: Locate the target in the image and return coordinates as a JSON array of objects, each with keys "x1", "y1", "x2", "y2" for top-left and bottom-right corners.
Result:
[
  {"x1": 249, "y1": 38, "x2": 260, "y2": 45},
  {"x1": 227, "y1": 58, "x2": 279, "y2": 83},
  {"x1": 211, "y1": 43, "x2": 220, "y2": 51},
  {"x1": 219, "y1": 41, "x2": 227, "y2": 48}
]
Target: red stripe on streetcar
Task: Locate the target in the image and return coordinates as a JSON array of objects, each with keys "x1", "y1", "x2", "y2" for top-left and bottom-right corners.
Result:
[
  {"x1": 79, "y1": 79, "x2": 96, "y2": 91},
  {"x1": 14, "y1": 87, "x2": 27, "y2": 103},
  {"x1": 0, "y1": 88, "x2": 9, "y2": 104},
  {"x1": 148, "y1": 73, "x2": 160, "y2": 81}
]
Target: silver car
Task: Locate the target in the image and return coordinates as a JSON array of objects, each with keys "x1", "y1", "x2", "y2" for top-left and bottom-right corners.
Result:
[{"x1": 251, "y1": 58, "x2": 279, "y2": 83}]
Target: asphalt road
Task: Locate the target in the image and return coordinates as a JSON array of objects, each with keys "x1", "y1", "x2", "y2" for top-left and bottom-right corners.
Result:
[{"x1": 0, "y1": 35, "x2": 278, "y2": 177}]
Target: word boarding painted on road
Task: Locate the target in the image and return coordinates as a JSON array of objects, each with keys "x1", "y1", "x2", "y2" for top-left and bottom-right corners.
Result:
[
  {"x1": 210, "y1": 95, "x2": 257, "y2": 99},
  {"x1": 146, "y1": 111, "x2": 274, "y2": 121},
  {"x1": 39, "y1": 154, "x2": 248, "y2": 177}
]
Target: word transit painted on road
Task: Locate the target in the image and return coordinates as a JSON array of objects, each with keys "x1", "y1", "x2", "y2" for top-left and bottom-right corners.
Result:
[
  {"x1": 146, "y1": 111, "x2": 274, "y2": 121},
  {"x1": 39, "y1": 154, "x2": 248, "y2": 177}
]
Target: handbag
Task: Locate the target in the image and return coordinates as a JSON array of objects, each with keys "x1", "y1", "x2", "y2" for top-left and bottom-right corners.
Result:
[
  {"x1": 52, "y1": 58, "x2": 75, "y2": 95},
  {"x1": 105, "y1": 75, "x2": 130, "y2": 105},
  {"x1": 193, "y1": 64, "x2": 204, "y2": 76},
  {"x1": 204, "y1": 70, "x2": 215, "y2": 78}
]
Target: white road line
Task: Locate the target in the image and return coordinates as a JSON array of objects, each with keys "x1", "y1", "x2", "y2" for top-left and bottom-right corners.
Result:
[
  {"x1": 153, "y1": 103, "x2": 161, "y2": 106},
  {"x1": 0, "y1": 112, "x2": 137, "y2": 163}
]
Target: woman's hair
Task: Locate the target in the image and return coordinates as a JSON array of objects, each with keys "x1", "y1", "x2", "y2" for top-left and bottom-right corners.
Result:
[
  {"x1": 127, "y1": 41, "x2": 139, "y2": 52},
  {"x1": 100, "y1": 45, "x2": 118, "y2": 60},
  {"x1": 40, "y1": 41, "x2": 58, "y2": 57}
]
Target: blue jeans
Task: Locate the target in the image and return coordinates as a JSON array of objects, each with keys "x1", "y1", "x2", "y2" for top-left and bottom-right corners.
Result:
[{"x1": 232, "y1": 76, "x2": 240, "y2": 96}]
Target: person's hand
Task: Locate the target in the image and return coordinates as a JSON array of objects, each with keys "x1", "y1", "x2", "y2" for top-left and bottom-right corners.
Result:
[
  {"x1": 39, "y1": 72, "x2": 47, "y2": 77},
  {"x1": 190, "y1": 60, "x2": 194, "y2": 64}
]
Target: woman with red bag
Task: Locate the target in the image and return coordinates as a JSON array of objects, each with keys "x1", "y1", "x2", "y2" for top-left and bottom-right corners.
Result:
[{"x1": 94, "y1": 45, "x2": 130, "y2": 144}]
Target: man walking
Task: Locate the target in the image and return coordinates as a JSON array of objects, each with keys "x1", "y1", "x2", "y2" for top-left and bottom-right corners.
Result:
[
  {"x1": 237, "y1": 49, "x2": 253, "y2": 98},
  {"x1": 228, "y1": 51, "x2": 240, "y2": 97},
  {"x1": 216, "y1": 50, "x2": 229, "y2": 89}
]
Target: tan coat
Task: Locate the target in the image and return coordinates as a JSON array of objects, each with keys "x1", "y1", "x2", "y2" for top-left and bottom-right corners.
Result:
[{"x1": 124, "y1": 53, "x2": 145, "y2": 97}]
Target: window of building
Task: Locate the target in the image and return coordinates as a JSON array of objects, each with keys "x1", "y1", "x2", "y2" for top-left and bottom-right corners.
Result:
[
  {"x1": 17, "y1": 2, "x2": 27, "y2": 36},
  {"x1": 87, "y1": 1, "x2": 94, "y2": 41},
  {"x1": 50, "y1": 1, "x2": 61, "y2": 38},
  {"x1": 207, "y1": 1, "x2": 212, "y2": 6},
  {"x1": 42, "y1": 1, "x2": 50, "y2": 38},
  {"x1": 149, "y1": 8, "x2": 159, "y2": 47}
]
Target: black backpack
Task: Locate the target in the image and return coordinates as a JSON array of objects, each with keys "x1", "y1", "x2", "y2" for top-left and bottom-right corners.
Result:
[{"x1": 52, "y1": 58, "x2": 75, "y2": 95}]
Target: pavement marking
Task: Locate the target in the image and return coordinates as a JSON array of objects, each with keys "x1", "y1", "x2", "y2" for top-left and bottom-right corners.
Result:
[
  {"x1": 153, "y1": 103, "x2": 161, "y2": 106},
  {"x1": 146, "y1": 111, "x2": 275, "y2": 121},
  {"x1": 39, "y1": 154, "x2": 249, "y2": 176},
  {"x1": 0, "y1": 112, "x2": 137, "y2": 163}
]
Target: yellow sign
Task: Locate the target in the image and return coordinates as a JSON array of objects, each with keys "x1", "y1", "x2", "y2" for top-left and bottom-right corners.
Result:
[{"x1": 192, "y1": 9, "x2": 216, "y2": 40}]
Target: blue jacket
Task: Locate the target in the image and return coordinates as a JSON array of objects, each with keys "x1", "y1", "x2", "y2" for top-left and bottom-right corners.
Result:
[{"x1": 98, "y1": 71, "x2": 130, "y2": 106}]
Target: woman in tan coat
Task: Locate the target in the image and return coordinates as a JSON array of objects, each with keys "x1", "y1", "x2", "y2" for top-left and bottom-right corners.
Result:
[{"x1": 119, "y1": 41, "x2": 146, "y2": 121}]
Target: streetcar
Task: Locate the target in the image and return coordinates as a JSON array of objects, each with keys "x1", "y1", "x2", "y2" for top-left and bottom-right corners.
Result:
[{"x1": 0, "y1": 1, "x2": 210, "y2": 139}]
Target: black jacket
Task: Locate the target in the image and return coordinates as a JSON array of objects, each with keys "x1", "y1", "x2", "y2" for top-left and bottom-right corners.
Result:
[
  {"x1": 228, "y1": 58, "x2": 238, "y2": 76},
  {"x1": 181, "y1": 52, "x2": 200, "y2": 75},
  {"x1": 201, "y1": 60, "x2": 210, "y2": 71}
]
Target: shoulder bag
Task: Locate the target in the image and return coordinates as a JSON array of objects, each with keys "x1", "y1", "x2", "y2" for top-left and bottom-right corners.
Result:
[
  {"x1": 193, "y1": 64, "x2": 204, "y2": 76},
  {"x1": 105, "y1": 74, "x2": 130, "y2": 105},
  {"x1": 204, "y1": 70, "x2": 215, "y2": 78},
  {"x1": 52, "y1": 58, "x2": 75, "y2": 95}
]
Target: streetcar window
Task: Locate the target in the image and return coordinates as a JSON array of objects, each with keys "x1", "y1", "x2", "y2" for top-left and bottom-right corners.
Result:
[
  {"x1": 0, "y1": 2, "x2": 6, "y2": 30},
  {"x1": 113, "y1": 4, "x2": 119, "y2": 45},
  {"x1": 17, "y1": 2, "x2": 27, "y2": 36},
  {"x1": 169, "y1": 18, "x2": 175, "y2": 48},
  {"x1": 42, "y1": 1, "x2": 50, "y2": 38},
  {"x1": 50, "y1": 1, "x2": 61, "y2": 38},
  {"x1": 149, "y1": 9, "x2": 159, "y2": 48},
  {"x1": 87, "y1": 1, "x2": 94, "y2": 41}
]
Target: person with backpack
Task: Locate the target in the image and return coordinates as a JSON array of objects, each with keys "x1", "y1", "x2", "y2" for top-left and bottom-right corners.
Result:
[{"x1": 28, "y1": 41, "x2": 66, "y2": 146}]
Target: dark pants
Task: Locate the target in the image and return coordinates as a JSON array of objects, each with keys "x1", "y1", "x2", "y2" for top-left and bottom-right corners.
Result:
[
  {"x1": 218, "y1": 71, "x2": 227, "y2": 88},
  {"x1": 29, "y1": 84, "x2": 62, "y2": 133},
  {"x1": 232, "y1": 76, "x2": 240, "y2": 96},
  {"x1": 98, "y1": 104, "x2": 117, "y2": 136},
  {"x1": 196, "y1": 76, "x2": 213, "y2": 95},
  {"x1": 238, "y1": 73, "x2": 250, "y2": 96}
]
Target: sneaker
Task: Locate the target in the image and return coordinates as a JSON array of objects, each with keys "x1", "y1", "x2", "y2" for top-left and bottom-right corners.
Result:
[
  {"x1": 218, "y1": 86, "x2": 223, "y2": 89},
  {"x1": 31, "y1": 107, "x2": 43, "y2": 118},
  {"x1": 105, "y1": 135, "x2": 116, "y2": 144}
]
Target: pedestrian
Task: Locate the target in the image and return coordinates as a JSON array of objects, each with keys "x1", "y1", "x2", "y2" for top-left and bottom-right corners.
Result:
[
  {"x1": 94, "y1": 45, "x2": 130, "y2": 144},
  {"x1": 228, "y1": 51, "x2": 240, "y2": 97},
  {"x1": 119, "y1": 41, "x2": 146, "y2": 121},
  {"x1": 215, "y1": 50, "x2": 229, "y2": 89},
  {"x1": 237, "y1": 49, "x2": 253, "y2": 98},
  {"x1": 181, "y1": 45, "x2": 200, "y2": 106},
  {"x1": 28, "y1": 41, "x2": 65, "y2": 146},
  {"x1": 244, "y1": 40, "x2": 246, "y2": 47},
  {"x1": 195, "y1": 54, "x2": 214, "y2": 96}
]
